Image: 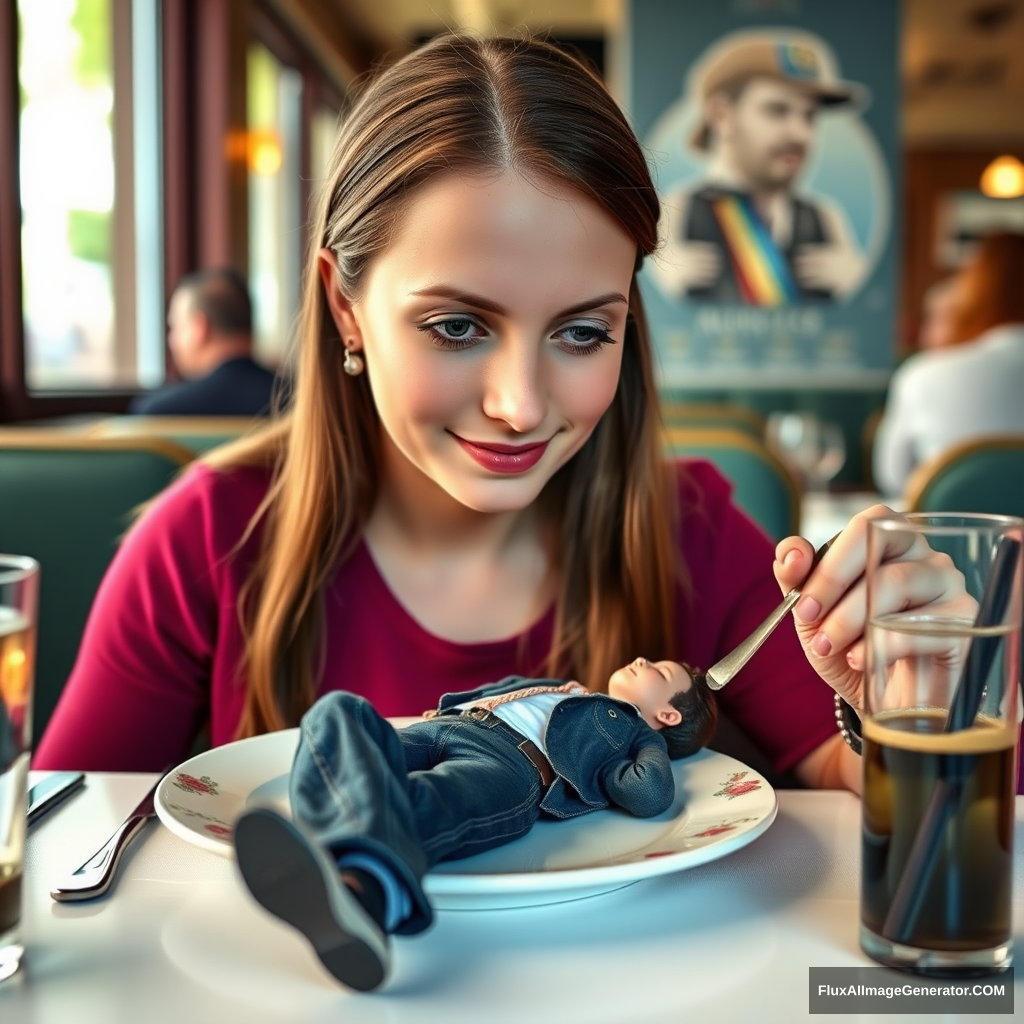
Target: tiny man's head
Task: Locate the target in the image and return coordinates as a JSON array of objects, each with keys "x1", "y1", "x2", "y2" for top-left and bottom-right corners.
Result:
[
  {"x1": 607, "y1": 658, "x2": 718, "y2": 759},
  {"x1": 167, "y1": 267, "x2": 253, "y2": 379},
  {"x1": 690, "y1": 36, "x2": 862, "y2": 192}
]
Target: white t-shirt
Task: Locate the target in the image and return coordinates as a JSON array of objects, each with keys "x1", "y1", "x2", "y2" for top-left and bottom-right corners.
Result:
[
  {"x1": 873, "y1": 324, "x2": 1024, "y2": 496},
  {"x1": 455, "y1": 684, "x2": 589, "y2": 752}
]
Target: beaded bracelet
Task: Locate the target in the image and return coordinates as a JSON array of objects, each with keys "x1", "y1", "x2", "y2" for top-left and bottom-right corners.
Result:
[{"x1": 833, "y1": 692, "x2": 863, "y2": 755}]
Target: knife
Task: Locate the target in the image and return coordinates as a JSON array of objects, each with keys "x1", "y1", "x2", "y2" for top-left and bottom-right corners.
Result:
[{"x1": 50, "y1": 777, "x2": 160, "y2": 902}]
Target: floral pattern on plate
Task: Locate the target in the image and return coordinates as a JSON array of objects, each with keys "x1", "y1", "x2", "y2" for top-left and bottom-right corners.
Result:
[
  {"x1": 713, "y1": 771, "x2": 762, "y2": 800},
  {"x1": 172, "y1": 773, "x2": 220, "y2": 796},
  {"x1": 164, "y1": 800, "x2": 234, "y2": 837},
  {"x1": 682, "y1": 816, "x2": 760, "y2": 839}
]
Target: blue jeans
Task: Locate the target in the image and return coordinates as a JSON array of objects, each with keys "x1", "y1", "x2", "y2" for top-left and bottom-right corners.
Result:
[{"x1": 290, "y1": 692, "x2": 545, "y2": 935}]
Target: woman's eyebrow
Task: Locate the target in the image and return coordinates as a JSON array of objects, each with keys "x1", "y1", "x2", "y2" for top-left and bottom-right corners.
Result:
[
  {"x1": 409, "y1": 287, "x2": 628, "y2": 318},
  {"x1": 557, "y1": 293, "x2": 629, "y2": 317}
]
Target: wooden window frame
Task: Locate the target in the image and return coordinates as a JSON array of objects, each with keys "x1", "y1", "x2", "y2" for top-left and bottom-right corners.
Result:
[
  {"x1": 0, "y1": 0, "x2": 375, "y2": 420},
  {"x1": 0, "y1": 0, "x2": 135, "y2": 421},
  {"x1": 250, "y1": 1, "x2": 346, "y2": 260}
]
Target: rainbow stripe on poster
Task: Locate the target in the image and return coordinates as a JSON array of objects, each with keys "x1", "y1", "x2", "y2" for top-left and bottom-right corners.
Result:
[{"x1": 711, "y1": 195, "x2": 800, "y2": 306}]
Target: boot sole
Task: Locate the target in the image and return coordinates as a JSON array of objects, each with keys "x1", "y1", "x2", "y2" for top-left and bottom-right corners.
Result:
[{"x1": 234, "y1": 808, "x2": 389, "y2": 991}]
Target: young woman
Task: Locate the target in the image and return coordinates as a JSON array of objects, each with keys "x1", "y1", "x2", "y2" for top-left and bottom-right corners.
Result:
[{"x1": 34, "y1": 35, "x2": 963, "y2": 790}]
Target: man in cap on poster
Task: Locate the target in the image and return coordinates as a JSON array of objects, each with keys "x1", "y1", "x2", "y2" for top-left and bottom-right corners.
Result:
[{"x1": 654, "y1": 32, "x2": 869, "y2": 305}]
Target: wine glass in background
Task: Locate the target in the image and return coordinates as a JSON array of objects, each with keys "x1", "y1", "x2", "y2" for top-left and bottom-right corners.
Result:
[{"x1": 765, "y1": 412, "x2": 846, "y2": 493}]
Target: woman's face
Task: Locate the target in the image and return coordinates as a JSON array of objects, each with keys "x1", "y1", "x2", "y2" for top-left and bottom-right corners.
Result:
[{"x1": 327, "y1": 170, "x2": 637, "y2": 515}]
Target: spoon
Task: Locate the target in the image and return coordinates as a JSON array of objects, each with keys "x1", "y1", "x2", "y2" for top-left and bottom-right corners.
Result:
[{"x1": 699, "y1": 534, "x2": 838, "y2": 691}]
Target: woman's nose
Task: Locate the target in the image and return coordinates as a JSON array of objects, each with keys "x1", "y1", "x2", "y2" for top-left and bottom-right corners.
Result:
[{"x1": 480, "y1": 342, "x2": 548, "y2": 434}]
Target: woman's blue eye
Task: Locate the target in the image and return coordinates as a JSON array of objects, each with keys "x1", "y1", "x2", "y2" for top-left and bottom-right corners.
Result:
[
  {"x1": 417, "y1": 317, "x2": 616, "y2": 354},
  {"x1": 562, "y1": 325, "x2": 607, "y2": 344},
  {"x1": 417, "y1": 317, "x2": 484, "y2": 349},
  {"x1": 556, "y1": 322, "x2": 615, "y2": 354},
  {"x1": 435, "y1": 318, "x2": 475, "y2": 339}
]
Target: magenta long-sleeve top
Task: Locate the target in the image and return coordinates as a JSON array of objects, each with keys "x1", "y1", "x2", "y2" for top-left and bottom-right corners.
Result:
[{"x1": 33, "y1": 459, "x2": 840, "y2": 776}]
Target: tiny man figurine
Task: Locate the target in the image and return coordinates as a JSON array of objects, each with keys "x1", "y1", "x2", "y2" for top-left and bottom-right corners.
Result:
[{"x1": 234, "y1": 657, "x2": 717, "y2": 991}]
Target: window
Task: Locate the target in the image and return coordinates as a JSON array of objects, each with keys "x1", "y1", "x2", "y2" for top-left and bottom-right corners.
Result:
[
  {"x1": 19, "y1": 0, "x2": 116, "y2": 389},
  {"x1": 247, "y1": 43, "x2": 303, "y2": 370},
  {"x1": 16, "y1": 0, "x2": 162, "y2": 394},
  {"x1": 1, "y1": 0, "x2": 353, "y2": 414},
  {"x1": 310, "y1": 104, "x2": 339, "y2": 188}
]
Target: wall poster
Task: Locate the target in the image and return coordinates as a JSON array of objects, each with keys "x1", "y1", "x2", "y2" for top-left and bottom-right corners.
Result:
[{"x1": 627, "y1": 0, "x2": 900, "y2": 388}]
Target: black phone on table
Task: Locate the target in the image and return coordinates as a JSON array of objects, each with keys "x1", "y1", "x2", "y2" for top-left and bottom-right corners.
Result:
[{"x1": 26, "y1": 771, "x2": 86, "y2": 825}]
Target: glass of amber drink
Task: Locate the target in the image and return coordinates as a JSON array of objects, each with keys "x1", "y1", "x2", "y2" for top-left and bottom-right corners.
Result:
[
  {"x1": 861, "y1": 514, "x2": 1022, "y2": 978},
  {"x1": 0, "y1": 555, "x2": 38, "y2": 983}
]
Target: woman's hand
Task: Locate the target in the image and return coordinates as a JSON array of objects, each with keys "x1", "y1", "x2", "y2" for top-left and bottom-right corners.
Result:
[{"x1": 773, "y1": 504, "x2": 975, "y2": 711}]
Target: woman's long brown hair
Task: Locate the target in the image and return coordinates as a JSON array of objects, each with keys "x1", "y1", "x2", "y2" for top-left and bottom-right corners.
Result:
[
  {"x1": 948, "y1": 231, "x2": 1024, "y2": 345},
  {"x1": 205, "y1": 35, "x2": 682, "y2": 738}
]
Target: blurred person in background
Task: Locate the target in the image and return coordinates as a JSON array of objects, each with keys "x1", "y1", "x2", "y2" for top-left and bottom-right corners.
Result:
[
  {"x1": 874, "y1": 232, "x2": 1024, "y2": 496},
  {"x1": 915, "y1": 276, "x2": 958, "y2": 352},
  {"x1": 130, "y1": 267, "x2": 282, "y2": 416}
]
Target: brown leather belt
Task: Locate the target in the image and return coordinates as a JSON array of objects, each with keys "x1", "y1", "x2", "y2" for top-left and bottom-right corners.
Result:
[{"x1": 459, "y1": 707, "x2": 556, "y2": 787}]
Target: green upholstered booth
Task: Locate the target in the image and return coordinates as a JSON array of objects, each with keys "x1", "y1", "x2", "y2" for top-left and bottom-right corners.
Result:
[
  {"x1": 659, "y1": 401, "x2": 766, "y2": 440},
  {"x1": 905, "y1": 436, "x2": 1024, "y2": 516},
  {"x1": 87, "y1": 415, "x2": 262, "y2": 454},
  {"x1": 663, "y1": 425, "x2": 804, "y2": 787},
  {"x1": 661, "y1": 387, "x2": 889, "y2": 489},
  {"x1": 904, "y1": 435, "x2": 1024, "y2": 725},
  {"x1": 664, "y1": 426, "x2": 801, "y2": 541},
  {"x1": 0, "y1": 432, "x2": 193, "y2": 744}
]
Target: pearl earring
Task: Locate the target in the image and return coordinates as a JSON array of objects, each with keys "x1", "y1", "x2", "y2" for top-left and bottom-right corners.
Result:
[{"x1": 343, "y1": 344, "x2": 365, "y2": 376}]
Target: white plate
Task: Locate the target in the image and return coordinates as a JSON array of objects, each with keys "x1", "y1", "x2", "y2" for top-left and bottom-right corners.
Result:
[{"x1": 156, "y1": 726, "x2": 777, "y2": 909}]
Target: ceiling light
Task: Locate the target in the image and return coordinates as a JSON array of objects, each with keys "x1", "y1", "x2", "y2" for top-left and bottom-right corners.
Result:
[
  {"x1": 980, "y1": 155, "x2": 1024, "y2": 198},
  {"x1": 246, "y1": 130, "x2": 283, "y2": 175}
]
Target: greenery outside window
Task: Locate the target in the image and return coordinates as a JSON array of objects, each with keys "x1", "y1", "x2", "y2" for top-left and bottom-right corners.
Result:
[{"x1": 247, "y1": 43, "x2": 303, "y2": 371}]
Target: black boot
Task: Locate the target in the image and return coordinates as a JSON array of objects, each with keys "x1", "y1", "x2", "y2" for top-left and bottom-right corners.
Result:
[{"x1": 234, "y1": 808, "x2": 391, "y2": 991}]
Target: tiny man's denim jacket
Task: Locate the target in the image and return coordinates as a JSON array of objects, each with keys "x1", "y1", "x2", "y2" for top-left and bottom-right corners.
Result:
[{"x1": 436, "y1": 676, "x2": 676, "y2": 820}]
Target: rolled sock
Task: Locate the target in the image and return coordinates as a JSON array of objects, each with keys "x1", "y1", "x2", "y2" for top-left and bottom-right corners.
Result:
[
  {"x1": 339, "y1": 867, "x2": 387, "y2": 930},
  {"x1": 337, "y1": 852, "x2": 413, "y2": 932}
]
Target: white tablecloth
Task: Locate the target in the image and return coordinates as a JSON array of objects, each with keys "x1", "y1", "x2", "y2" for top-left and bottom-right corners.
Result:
[{"x1": 1, "y1": 774, "x2": 1022, "y2": 1023}]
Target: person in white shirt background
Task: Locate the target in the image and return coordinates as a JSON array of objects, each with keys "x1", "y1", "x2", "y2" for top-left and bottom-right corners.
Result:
[
  {"x1": 873, "y1": 231, "x2": 1024, "y2": 497},
  {"x1": 915, "y1": 276, "x2": 959, "y2": 352}
]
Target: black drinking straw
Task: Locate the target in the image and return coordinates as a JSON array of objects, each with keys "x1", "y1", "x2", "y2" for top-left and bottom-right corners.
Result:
[{"x1": 881, "y1": 534, "x2": 1020, "y2": 946}]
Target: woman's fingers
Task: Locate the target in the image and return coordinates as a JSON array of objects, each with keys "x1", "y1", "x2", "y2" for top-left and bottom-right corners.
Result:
[
  {"x1": 775, "y1": 505, "x2": 908, "y2": 612},
  {"x1": 774, "y1": 530, "x2": 872, "y2": 708},
  {"x1": 808, "y1": 552, "x2": 975, "y2": 659},
  {"x1": 775, "y1": 505, "x2": 975, "y2": 712},
  {"x1": 799, "y1": 639, "x2": 864, "y2": 708},
  {"x1": 773, "y1": 536, "x2": 815, "y2": 594},
  {"x1": 790, "y1": 505, "x2": 910, "y2": 621}
]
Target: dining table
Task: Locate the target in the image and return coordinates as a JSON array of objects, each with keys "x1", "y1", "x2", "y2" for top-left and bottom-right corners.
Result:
[{"x1": 2, "y1": 772, "x2": 1021, "y2": 1023}]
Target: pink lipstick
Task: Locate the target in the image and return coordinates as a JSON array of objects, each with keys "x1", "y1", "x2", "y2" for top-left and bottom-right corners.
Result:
[{"x1": 452, "y1": 434, "x2": 550, "y2": 474}]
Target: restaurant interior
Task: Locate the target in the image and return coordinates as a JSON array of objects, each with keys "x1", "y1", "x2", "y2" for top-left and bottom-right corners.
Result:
[
  {"x1": 1, "y1": 1, "x2": 1023, "y2": 1016},
  {"x1": 3, "y1": 0, "x2": 1024, "y2": 750}
]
